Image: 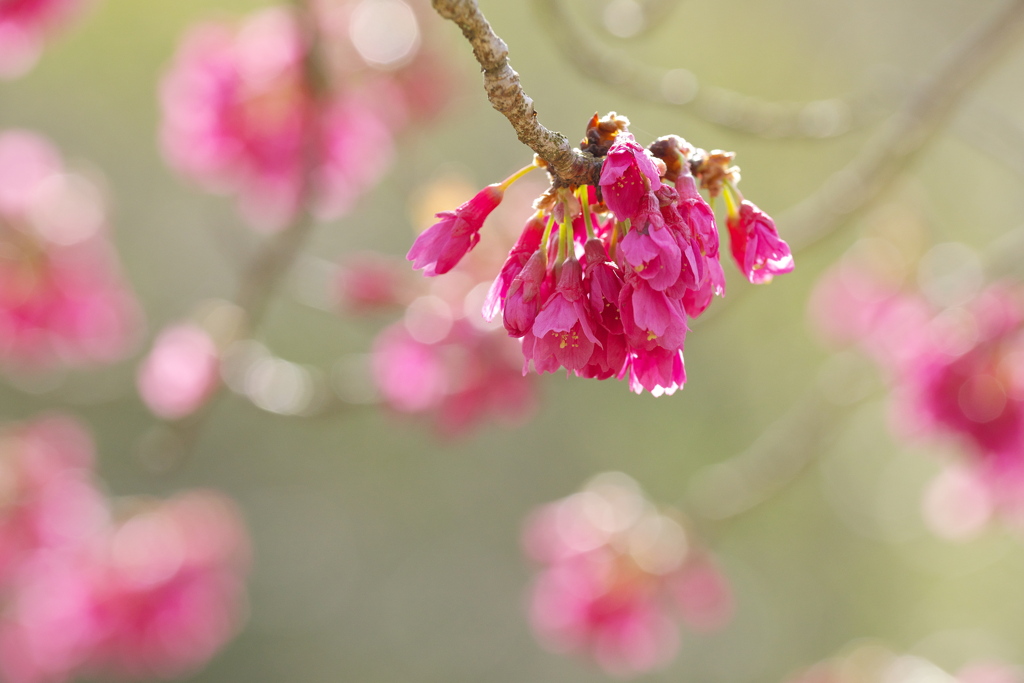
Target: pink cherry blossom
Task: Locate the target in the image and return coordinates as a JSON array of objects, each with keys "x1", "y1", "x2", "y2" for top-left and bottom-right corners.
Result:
[{"x1": 335, "y1": 253, "x2": 411, "y2": 313}]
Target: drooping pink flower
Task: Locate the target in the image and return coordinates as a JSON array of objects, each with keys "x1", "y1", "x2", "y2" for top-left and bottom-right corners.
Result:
[
  {"x1": 523, "y1": 472, "x2": 732, "y2": 677},
  {"x1": 0, "y1": 0, "x2": 89, "y2": 78},
  {"x1": 726, "y1": 200, "x2": 794, "y2": 284},
  {"x1": 407, "y1": 184, "x2": 504, "y2": 276},
  {"x1": 160, "y1": 7, "x2": 395, "y2": 231},
  {"x1": 529, "y1": 257, "x2": 600, "y2": 374},
  {"x1": 483, "y1": 214, "x2": 545, "y2": 321},
  {"x1": 502, "y1": 250, "x2": 548, "y2": 338},
  {"x1": 599, "y1": 133, "x2": 663, "y2": 223},
  {"x1": 137, "y1": 323, "x2": 220, "y2": 420},
  {"x1": 0, "y1": 130, "x2": 139, "y2": 371}
]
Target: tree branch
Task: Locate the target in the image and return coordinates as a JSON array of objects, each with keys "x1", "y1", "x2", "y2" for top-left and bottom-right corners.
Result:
[
  {"x1": 431, "y1": 0, "x2": 602, "y2": 185},
  {"x1": 534, "y1": 0, "x2": 873, "y2": 139},
  {"x1": 784, "y1": 0, "x2": 1024, "y2": 251}
]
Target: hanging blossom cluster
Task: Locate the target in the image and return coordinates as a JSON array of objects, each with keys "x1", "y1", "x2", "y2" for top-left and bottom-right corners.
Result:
[
  {"x1": 0, "y1": 414, "x2": 250, "y2": 683},
  {"x1": 160, "y1": 0, "x2": 453, "y2": 231},
  {"x1": 0, "y1": 130, "x2": 139, "y2": 372},
  {"x1": 0, "y1": 0, "x2": 89, "y2": 78},
  {"x1": 522, "y1": 472, "x2": 733, "y2": 676},
  {"x1": 811, "y1": 249, "x2": 1024, "y2": 539},
  {"x1": 407, "y1": 113, "x2": 793, "y2": 395},
  {"x1": 786, "y1": 642, "x2": 1022, "y2": 683}
]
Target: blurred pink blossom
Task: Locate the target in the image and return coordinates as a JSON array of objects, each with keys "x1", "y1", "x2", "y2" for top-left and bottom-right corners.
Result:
[
  {"x1": 372, "y1": 313, "x2": 535, "y2": 435},
  {"x1": 0, "y1": 0, "x2": 90, "y2": 78},
  {"x1": 0, "y1": 130, "x2": 139, "y2": 371},
  {"x1": 522, "y1": 472, "x2": 733, "y2": 676},
  {"x1": 160, "y1": 0, "x2": 454, "y2": 231},
  {"x1": 0, "y1": 415, "x2": 250, "y2": 683},
  {"x1": 812, "y1": 257, "x2": 1024, "y2": 537},
  {"x1": 86, "y1": 492, "x2": 250, "y2": 679},
  {"x1": 137, "y1": 323, "x2": 220, "y2": 420},
  {"x1": 0, "y1": 415, "x2": 105, "y2": 586}
]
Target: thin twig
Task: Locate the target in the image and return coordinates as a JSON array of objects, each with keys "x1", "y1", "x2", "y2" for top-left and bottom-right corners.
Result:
[
  {"x1": 431, "y1": 0, "x2": 602, "y2": 185},
  {"x1": 686, "y1": 357, "x2": 875, "y2": 522},
  {"x1": 692, "y1": 0, "x2": 1024, "y2": 329},
  {"x1": 784, "y1": 0, "x2": 1024, "y2": 252},
  {"x1": 155, "y1": 0, "x2": 327, "y2": 466},
  {"x1": 533, "y1": 0, "x2": 874, "y2": 139}
]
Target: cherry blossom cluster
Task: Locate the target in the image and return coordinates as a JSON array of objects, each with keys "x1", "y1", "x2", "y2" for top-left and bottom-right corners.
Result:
[
  {"x1": 0, "y1": 0, "x2": 89, "y2": 78},
  {"x1": 0, "y1": 414, "x2": 249, "y2": 683},
  {"x1": 407, "y1": 113, "x2": 793, "y2": 395},
  {"x1": 0, "y1": 130, "x2": 139, "y2": 372},
  {"x1": 811, "y1": 254, "x2": 1024, "y2": 539},
  {"x1": 335, "y1": 249, "x2": 536, "y2": 435},
  {"x1": 160, "y1": 0, "x2": 452, "y2": 231},
  {"x1": 787, "y1": 643, "x2": 1022, "y2": 683},
  {"x1": 522, "y1": 472, "x2": 733, "y2": 676}
]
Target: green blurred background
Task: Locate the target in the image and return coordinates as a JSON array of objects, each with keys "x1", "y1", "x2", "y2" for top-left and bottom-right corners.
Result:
[{"x1": 4, "y1": 0, "x2": 1024, "y2": 680}]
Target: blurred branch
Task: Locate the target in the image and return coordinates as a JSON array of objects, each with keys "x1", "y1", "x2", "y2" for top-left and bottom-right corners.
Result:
[
  {"x1": 784, "y1": 0, "x2": 1024, "y2": 252},
  {"x1": 534, "y1": 0, "x2": 871, "y2": 139},
  {"x1": 431, "y1": 0, "x2": 602, "y2": 185},
  {"x1": 156, "y1": 0, "x2": 327, "y2": 466},
  {"x1": 687, "y1": 356, "x2": 875, "y2": 522},
  {"x1": 692, "y1": 0, "x2": 1024, "y2": 331}
]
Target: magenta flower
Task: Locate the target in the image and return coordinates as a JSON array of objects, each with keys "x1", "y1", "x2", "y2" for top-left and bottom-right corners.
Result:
[
  {"x1": 726, "y1": 200, "x2": 794, "y2": 284},
  {"x1": 599, "y1": 133, "x2": 662, "y2": 223},
  {"x1": 619, "y1": 220, "x2": 682, "y2": 292},
  {"x1": 529, "y1": 257, "x2": 600, "y2": 374},
  {"x1": 483, "y1": 214, "x2": 545, "y2": 321},
  {"x1": 523, "y1": 473, "x2": 733, "y2": 676},
  {"x1": 502, "y1": 250, "x2": 548, "y2": 338},
  {"x1": 627, "y1": 346, "x2": 687, "y2": 397},
  {"x1": 407, "y1": 184, "x2": 504, "y2": 276}
]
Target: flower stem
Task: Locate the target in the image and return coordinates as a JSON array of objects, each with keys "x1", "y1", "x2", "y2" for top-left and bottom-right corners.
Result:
[
  {"x1": 499, "y1": 163, "x2": 539, "y2": 191},
  {"x1": 577, "y1": 185, "x2": 595, "y2": 240}
]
